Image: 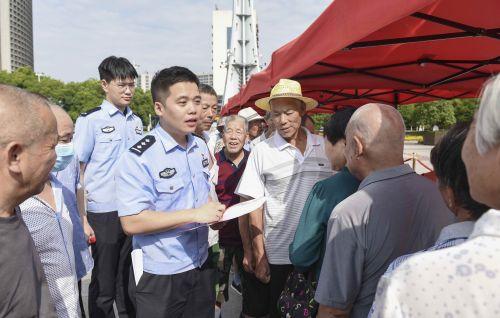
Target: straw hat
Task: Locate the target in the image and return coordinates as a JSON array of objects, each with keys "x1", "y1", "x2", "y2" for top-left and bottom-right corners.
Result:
[
  {"x1": 255, "y1": 79, "x2": 318, "y2": 111},
  {"x1": 238, "y1": 107, "x2": 264, "y2": 123}
]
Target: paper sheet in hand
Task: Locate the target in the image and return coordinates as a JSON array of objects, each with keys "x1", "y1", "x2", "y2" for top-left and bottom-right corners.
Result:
[
  {"x1": 131, "y1": 249, "x2": 143, "y2": 285},
  {"x1": 221, "y1": 196, "x2": 267, "y2": 221}
]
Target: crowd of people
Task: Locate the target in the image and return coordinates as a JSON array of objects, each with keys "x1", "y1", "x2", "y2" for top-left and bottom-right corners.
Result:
[{"x1": 0, "y1": 54, "x2": 499, "y2": 318}]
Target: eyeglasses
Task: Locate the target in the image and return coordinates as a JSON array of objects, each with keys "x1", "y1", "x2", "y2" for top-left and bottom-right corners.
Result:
[{"x1": 113, "y1": 82, "x2": 136, "y2": 92}]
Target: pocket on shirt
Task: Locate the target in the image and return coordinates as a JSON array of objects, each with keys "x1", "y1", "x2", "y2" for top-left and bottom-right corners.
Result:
[
  {"x1": 94, "y1": 134, "x2": 122, "y2": 159},
  {"x1": 155, "y1": 179, "x2": 184, "y2": 203}
]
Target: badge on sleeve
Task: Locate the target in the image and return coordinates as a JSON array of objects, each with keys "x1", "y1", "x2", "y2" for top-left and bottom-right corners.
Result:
[
  {"x1": 135, "y1": 126, "x2": 143, "y2": 135},
  {"x1": 159, "y1": 168, "x2": 177, "y2": 179},
  {"x1": 101, "y1": 126, "x2": 115, "y2": 133},
  {"x1": 202, "y1": 153, "x2": 209, "y2": 168}
]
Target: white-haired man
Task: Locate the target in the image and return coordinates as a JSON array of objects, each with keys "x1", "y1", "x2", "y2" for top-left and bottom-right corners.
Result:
[
  {"x1": 315, "y1": 103, "x2": 454, "y2": 318},
  {"x1": 372, "y1": 75, "x2": 500, "y2": 317}
]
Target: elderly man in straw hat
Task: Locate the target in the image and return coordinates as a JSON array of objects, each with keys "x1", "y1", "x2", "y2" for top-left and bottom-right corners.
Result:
[{"x1": 235, "y1": 79, "x2": 333, "y2": 318}]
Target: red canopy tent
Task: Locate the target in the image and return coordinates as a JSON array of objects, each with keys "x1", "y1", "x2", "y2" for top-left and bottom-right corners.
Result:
[{"x1": 222, "y1": 0, "x2": 500, "y2": 115}]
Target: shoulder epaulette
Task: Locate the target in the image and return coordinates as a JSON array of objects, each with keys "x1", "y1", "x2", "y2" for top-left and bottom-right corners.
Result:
[
  {"x1": 80, "y1": 107, "x2": 101, "y2": 117},
  {"x1": 129, "y1": 135, "x2": 156, "y2": 156}
]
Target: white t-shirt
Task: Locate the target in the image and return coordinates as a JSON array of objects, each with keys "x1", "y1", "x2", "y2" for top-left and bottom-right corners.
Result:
[{"x1": 235, "y1": 129, "x2": 332, "y2": 264}]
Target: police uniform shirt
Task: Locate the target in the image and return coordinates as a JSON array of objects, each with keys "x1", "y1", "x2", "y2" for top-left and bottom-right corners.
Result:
[
  {"x1": 116, "y1": 125, "x2": 211, "y2": 275},
  {"x1": 74, "y1": 100, "x2": 143, "y2": 213}
]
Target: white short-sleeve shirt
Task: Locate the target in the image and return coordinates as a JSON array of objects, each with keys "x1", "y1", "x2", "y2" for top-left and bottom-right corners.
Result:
[
  {"x1": 236, "y1": 129, "x2": 333, "y2": 264},
  {"x1": 371, "y1": 209, "x2": 500, "y2": 318}
]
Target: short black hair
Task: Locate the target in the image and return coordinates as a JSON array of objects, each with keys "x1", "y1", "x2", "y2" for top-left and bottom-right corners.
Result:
[
  {"x1": 151, "y1": 66, "x2": 200, "y2": 104},
  {"x1": 430, "y1": 122, "x2": 489, "y2": 220},
  {"x1": 98, "y1": 56, "x2": 138, "y2": 82},
  {"x1": 301, "y1": 114, "x2": 315, "y2": 126},
  {"x1": 199, "y1": 84, "x2": 217, "y2": 97},
  {"x1": 324, "y1": 108, "x2": 356, "y2": 145}
]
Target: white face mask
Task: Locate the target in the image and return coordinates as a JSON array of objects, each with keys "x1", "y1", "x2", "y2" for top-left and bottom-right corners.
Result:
[{"x1": 51, "y1": 142, "x2": 74, "y2": 172}]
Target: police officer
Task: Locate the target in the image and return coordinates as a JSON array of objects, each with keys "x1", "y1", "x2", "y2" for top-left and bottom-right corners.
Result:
[
  {"x1": 115, "y1": 66, "x2": 225, "y2": 318},
  {"x1": 74, "y1": 56, "x2": 142, "y2": 317}
]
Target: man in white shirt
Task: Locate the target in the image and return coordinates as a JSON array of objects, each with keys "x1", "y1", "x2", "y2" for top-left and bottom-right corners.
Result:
[
  {"x1": 372, "y1": 75, "x2": 500, "y2": 317},
  {"x1": 236, "y1": 79, "x2": 332, "y2": 318}
]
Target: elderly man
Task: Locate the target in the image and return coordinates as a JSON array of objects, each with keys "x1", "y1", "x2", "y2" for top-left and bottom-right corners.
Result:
[
  {"x1": 213, "y1": 115, "x2": 250, "y2": 309},
  {"x1": 50, "y1": 105, "x2": 94, "y2": 317},
  {"x1": 371, "y1": 75, "x2": 500, "y2": 317},
  {"x1": 0, "y1": 85, "x2": 57, "y2": 317},
  {"x1": 236, "y1": 79, "x2": 332, "y2": 318},
  {"x1": 315, "y1": 103, "x2": 454, "y2": 318}
]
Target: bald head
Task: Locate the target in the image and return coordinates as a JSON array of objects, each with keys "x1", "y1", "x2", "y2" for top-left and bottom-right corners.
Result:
[
  {"x1": 0, "y1": 85, "x2": 56, "y2": 148},
  {"x1": 50, "y1": 104, "x2": 74, "y2": 142},
  {"x1": 345, "y1": 103, "x2": 405, "y2": 178}
]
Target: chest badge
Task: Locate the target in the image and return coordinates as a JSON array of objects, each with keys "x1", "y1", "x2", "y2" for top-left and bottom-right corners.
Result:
[
  {"x1": 159, "y1": 168, "x2": 177, "y2": 179},
  {"x1": 135, "y1": 126, "x2": 142, "y2": 135},
  {"x1": 202, "y1": 153, "x2": 209, "y2": 168},
  {"x1": 101, "y1": 126, "x2": 115, "y2": 133}
]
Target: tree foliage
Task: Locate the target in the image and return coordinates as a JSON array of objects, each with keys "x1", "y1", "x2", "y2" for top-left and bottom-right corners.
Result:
[
  {"x1": 0, "y1": 67, "x2": 155, "y2": 125},
  {"x1": 398, "y1": 98, "x2": 477, "y2": 130}
]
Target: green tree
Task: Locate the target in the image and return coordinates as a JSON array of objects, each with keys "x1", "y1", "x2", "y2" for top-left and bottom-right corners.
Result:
[
  {"x1": 412, "y1": 101, "x2": 456, "y2": 130},
  {"x1": 311, "y1": 113, "x2": 331, "y2": 132},
  {"x1": 398, "y1": 104, "x2": 416, "y2": 129},
  {"x1": 452, "y1": 98, "x2": 478, "y2": 123}
]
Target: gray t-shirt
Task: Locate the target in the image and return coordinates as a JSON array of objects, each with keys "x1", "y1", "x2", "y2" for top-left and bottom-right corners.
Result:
[
  {"x1": 0, "y1": 209, "x2": 56, "y2": 318},
  {"x1": 315, "y1": 164, "x2": 454, "y2": 318}
]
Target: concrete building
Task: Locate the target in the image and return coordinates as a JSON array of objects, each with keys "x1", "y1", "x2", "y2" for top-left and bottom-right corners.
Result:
[
  {"x1": 197, "y1": 73, "x2": 213, "y2": 87},
  {"x1": 136, "y1": 72, "x2": 151, "y2": 91},
  {"x1": 0, "y1": 0, "x2": 33, "y2": 72},
  {"x1": 212, "y1": 9, "x2": 233, "y2": 100}
]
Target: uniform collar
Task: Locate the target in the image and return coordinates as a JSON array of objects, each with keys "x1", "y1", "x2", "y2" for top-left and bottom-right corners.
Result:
[
  {"x1": 101, "y1": 100, "x2": 132, "y2": 118},
  {"x1": 155, "y1": 124, "x2": 198, "y2": 153},
  {"x1": 469, "y1": 209, "x2": 500, "y2": 239},
  {"x1": 359, "y1": 164, "x2": 415, "y2": 190},
  {"x1": 272, "y1": 127, "x2": 319, "y2": 151}
]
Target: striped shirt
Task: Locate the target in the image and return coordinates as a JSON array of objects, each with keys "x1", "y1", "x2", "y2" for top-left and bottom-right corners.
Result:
[
  {"x1": 20, "y1": 176, "x2": 80, "y2": 318},
  {"x1": 236, "y1": 129, "x2": 332, "y2": 264}
]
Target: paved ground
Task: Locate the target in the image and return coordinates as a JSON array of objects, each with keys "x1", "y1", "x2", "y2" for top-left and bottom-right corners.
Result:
[{"x1": 81, "y1": 142, "x2": 434, "y2": 318}]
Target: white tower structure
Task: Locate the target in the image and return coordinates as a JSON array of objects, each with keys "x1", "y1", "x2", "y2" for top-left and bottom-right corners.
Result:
[{"x1": 222, "y1": 0, "x2": 260, "y2": 105}]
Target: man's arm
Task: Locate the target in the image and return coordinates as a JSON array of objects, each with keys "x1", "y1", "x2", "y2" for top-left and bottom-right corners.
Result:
[
  {"x1": 248, "y1": 202, "x2": 269, "y2": 283},
  {"x1": 121, "y1": 201, "x2": 225, "y2": 235},
  {"x1": 238, "y1": 197, "x2": 254, "y2": 273},
  {"x1": 77, "y1": 162, "x2": 94, "y2": 239}
]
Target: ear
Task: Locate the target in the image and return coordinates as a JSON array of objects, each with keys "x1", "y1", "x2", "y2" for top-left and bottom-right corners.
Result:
[
  {"x1": 101, "y1": 80, "x2": 109, "y2": 94},
  {"x1": 154, "y1": 101, "x2": 165, "y2": 116},
  {"x1": 353, "y1": 135, "x2": 364, "y2": 159},
  {"x1": 441, "y1": 186, "x2": 455, "y2": 210},
  {"x1": 5, "y1": 142, "x2": 23, "y2": 174}
]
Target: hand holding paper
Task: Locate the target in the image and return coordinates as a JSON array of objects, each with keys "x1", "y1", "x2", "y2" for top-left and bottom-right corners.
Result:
[{"x1": 221, "y1": 196, "x2": 267, "y2": 221}]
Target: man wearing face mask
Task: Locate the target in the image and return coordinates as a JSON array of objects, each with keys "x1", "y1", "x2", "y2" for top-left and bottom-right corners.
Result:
[
  {"x1": 50, "y1": 104, "x2": 94, "y2": 317},
  {"x1": 19, "y1": 104, "x2": 83, "y2": 318}
]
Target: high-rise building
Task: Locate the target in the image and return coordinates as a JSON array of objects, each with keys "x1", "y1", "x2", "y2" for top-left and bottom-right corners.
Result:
[
  {"x1": 136, "y1": 72, "x2": 151, "y2": 91},
  {"x1": 197, "y1": 73, "x2": 213, "y2": 87},
  {"x1": 212, "y1": 9, "x2": 233, "y2": 100},
  {"x1": 212, "y1": 1, "x2": 260, "y2": 105},
  {"x1": 0, "y1": 0, "x2": 33, "y2": 72}
]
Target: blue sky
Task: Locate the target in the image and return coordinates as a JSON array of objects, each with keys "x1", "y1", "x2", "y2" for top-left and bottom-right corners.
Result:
[{"x1": 33, "y1": 0, "x2": 331, "y2": 82}]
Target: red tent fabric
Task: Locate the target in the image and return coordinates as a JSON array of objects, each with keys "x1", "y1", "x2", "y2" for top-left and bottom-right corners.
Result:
[{"x1": 222, "y1": 0, "x2": 500, "y2": 114}]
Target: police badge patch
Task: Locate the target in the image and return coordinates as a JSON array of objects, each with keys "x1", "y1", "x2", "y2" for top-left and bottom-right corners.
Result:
[
  {"x1": 202, "y1": 154, "x2": 209, "y2": 168},
  {"x1": 135, "y1": 126, "x2": 142, "y2": 135},
  {"x1": 101, "y1": 126, "x2": 115, "y2": 133},
  {"x1": 159, "y1": 168, "x2": 176, "y2": 179}
]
